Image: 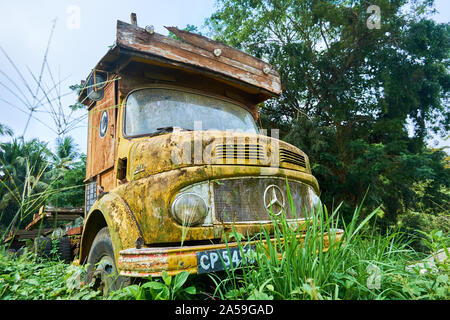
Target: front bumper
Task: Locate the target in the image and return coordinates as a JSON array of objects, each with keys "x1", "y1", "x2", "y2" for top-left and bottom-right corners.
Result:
[{"x1": 117, "y1": 229, "x2": 344, "y2": 277}]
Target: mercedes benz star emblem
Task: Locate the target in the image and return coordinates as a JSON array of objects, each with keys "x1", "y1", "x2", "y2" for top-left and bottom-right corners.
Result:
[{"x1": 263, "y1": 185, "x2": 285, "y2": 216}]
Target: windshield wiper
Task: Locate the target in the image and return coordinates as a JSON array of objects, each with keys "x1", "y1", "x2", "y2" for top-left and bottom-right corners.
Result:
[{"x1": 153, "y1": 126, "x2": 193, "y2": 135}]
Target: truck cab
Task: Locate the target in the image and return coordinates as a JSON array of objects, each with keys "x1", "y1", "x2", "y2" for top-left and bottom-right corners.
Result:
[{"x1": 78, "y1": 18, "x2": 331, "y2": 292}]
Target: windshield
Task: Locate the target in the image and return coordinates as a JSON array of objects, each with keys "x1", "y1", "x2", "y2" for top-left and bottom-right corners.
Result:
[{"x1": 125, "y1": 88, "x2": 258, "y2": 136}]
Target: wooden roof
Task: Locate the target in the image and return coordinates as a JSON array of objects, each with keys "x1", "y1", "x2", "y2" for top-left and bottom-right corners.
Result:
[{"x1": 79, "y1": 20, "x2": 281, "y2": 104}]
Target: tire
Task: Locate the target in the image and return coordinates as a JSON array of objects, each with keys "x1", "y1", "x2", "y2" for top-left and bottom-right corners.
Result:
[
  {"x1": 57, "y1": 236, "x2": 73, "y2": 263},
  {"x1": 85, "y1": 227, "x2": 131, "y2": 295},
  {"x1": 34, "y1": 237, "x2": 52, "y2": 258},
  {"x1": 16, "y1": 247, "x2": 24, "y2": 256}
]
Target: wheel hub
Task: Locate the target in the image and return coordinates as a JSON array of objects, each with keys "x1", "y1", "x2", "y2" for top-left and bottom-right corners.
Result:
[{"x1": 93, "y1": 256, "x2": 117, "y2": 295}]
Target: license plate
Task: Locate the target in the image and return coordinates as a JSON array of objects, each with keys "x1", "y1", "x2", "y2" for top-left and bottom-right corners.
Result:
[{"x1": 196, "y1": 246, "x2": 256, "y2": 274}]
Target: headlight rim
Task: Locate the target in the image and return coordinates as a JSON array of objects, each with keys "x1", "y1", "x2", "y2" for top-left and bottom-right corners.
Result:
[{"x1": 171, "y1": 192, "x2": 209, "y2": 227}]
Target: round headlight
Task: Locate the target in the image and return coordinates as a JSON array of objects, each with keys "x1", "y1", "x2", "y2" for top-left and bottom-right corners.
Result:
[
  {"x1": 171, "y1": 193, "x2": 208, "y2": 226},
  {"x1": 309, "y1": 188, "x2": 322, "y2": 211}
]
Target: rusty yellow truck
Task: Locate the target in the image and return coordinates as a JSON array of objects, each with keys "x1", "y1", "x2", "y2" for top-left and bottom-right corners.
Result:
[{"x1": 76, "y1": 16, "x2": 342, "y2": 292}]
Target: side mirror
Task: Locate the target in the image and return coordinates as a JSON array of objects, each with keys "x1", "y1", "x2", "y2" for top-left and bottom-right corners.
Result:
[{"x1": 86, "y1": 71, "x2": 106, "y2": 101}]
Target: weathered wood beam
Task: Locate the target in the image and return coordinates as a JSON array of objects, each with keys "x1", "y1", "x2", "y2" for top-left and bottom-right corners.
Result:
[{"x1": 116, "y1": 20, "x2": 281, "y2": 96}]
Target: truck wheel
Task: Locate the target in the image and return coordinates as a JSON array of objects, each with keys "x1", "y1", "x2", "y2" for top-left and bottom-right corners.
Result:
[
  {"x1": 57, "y1": 236, "x2": 73, "y2": 263},
  {"x1": 34, "y1": 236, "x2": 52, "y2": 258},
  {"x1": 85, "y1": 227, "x2": 130, "y2": 295}
]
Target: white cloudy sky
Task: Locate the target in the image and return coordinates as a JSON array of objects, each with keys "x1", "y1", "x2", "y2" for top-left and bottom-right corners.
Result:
[{"x1": 0, "y1": 0, "x2": 448, "y2": 154}]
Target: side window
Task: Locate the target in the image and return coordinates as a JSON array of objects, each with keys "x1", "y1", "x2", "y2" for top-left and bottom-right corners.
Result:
[{"x1": 85, "y1": 180, "x2": 97, "y2": 216}]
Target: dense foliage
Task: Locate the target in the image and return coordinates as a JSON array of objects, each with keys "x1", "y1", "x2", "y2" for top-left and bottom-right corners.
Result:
[
  {"x1": 1, "y1": 203, "x2": 448, "y2": 300},
  {"x1": 0, "y1": 132, "x2": 85, "y2": 233},
  {"x1": 209, "y1": 202, "x2": 449, "y2": 300},
  {"x1": 205, "y1": 0, "x2": 450, "y2": 243},
  {"x1": 0, "y1": 246, "x2": 99, "y2": 300}
]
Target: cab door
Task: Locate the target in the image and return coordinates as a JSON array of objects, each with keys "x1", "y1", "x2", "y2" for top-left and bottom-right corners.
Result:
[{"x1": 86, "y1": 78, "x2": 117, "y2": 192}]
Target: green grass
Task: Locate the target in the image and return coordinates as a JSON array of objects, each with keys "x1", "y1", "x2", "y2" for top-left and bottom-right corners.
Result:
[
  {"x1": 1, "y1": 197, "x2": 448, "y2": 300},
  {"x1": 0, "y1": 246, "x2": 100, "y2": 300},
  {"x1": 208, "y1": 195, "x2": 449, "y2": 300}
]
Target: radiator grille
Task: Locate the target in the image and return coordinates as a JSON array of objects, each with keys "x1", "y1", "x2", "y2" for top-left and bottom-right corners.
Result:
[
  {"x1": 213, "y1": 177, "x2": 312, "y2": 223},
  {"x1": 279, "y1": 148, "x2": 307, "y2": 169},
  {"x1": 213, "y1": 144, "x2": 308, "y2": 170},
  {"x1": 213, "y1": 144, "x2": 267, "y2": 164}
]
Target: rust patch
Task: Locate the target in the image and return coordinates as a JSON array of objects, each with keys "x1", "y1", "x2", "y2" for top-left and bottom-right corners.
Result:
[
  {"x1": 127, "y1": 131, "x2": 313, "y2": 183},
  {"x1": 116, "y1": 231, "x2": 344, "y2": 277}
]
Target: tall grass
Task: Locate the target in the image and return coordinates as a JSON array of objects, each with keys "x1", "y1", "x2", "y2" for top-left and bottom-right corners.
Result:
[
  {"x1": 209, "y1": 189, "x2": 449, "y2": 300},
  {"x1": 2, "y1": 171, "x2": 447, "y2": 300}
]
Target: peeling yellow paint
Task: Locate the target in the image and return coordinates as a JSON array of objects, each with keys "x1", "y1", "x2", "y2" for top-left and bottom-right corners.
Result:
[
  {"x1": 117, "y1": 231, "x2": 344, "y2": 277},
  {"x1": 78, "y1": 24, "x2": 324, "y2": 278}
]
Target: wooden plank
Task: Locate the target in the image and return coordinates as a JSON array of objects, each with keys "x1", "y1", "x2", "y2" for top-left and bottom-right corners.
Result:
[
  {"x1": 165, "y1": 26, "x2": 273, "y2": 74},
  {"x1": 26, "y1": 206, "x2": 84, "y2": 230},
  {"x1": 86, "y1": 107, "x2": 93, "y2": 179},
  {"x1": 25, "y1": 214, "x2": 45, "y2": 231},
  {"x1": 99, "y1": 167, "x2": 116, "y2": 192},
  {"x1": 26, "y1": 214, "x2": 82, "y2": 230},
  {"x1": 116, "y1": 20, "x2": 282, "y2": 96},
  {"x1": 117, "y1": 49, "x2": 273, "y2": 102},
  {"x1": 3, "y1": 228, "x2": 54, "y2": 242},
  {"x1": 43, "y1": 214, "x2": 83, "y2": 221},
  {"x1": 43, "y1": 206, "x2": 84, "y2": 214}
]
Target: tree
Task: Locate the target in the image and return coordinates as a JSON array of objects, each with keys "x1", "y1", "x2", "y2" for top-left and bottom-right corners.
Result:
[
  {"x1": 50, "y1": 136, "x2": 79, "y2": 174},
  {"x1": 0, "y1": 135, "x2": 86, "y2": 231},
  {"x1": 47, "y1": 136, "x2": 85, "y2": 208},
  {"x1": 206, "y1": 0, "x2": 450, "y2": 228},
  {"x1": 0, "y1": 123, "x2": 13, "y2": 137},
  {"x1": 0, "y1": 138, "x2": 52, "y2": 229}
]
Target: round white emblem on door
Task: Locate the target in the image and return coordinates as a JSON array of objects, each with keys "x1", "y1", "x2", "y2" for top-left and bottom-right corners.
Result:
[{"x1": 99, "y1": 110, "x2": 108, "y2": 138}]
